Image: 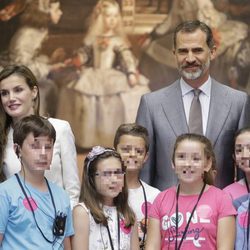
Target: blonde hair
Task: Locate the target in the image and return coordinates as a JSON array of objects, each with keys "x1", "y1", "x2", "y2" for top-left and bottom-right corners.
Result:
[{"x1": 84, "y1": 0, "x2": 129, "y2": 46}]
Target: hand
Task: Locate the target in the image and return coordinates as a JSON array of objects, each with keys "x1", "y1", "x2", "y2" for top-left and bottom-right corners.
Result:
[
  {"x1": 50, "y1": 47, "x2": 66, "y2": 64},
  {"x1": 138, "y1": 33, "x2": 152, "y2": 50},
  {"x1": 64, "y1": 55, "x2": 83, "y2": 68},
  {"x1": 0, "y1": 4, "x2": 16, "y2": 21},
  {"x1": 128, "y1": 73, "x2": 138, "y2": 87},
  {"x1": 50, "y1": 62, "x2": 66, "y2": 72}
]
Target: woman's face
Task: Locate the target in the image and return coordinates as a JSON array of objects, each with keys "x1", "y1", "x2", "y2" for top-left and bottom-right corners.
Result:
[
  {"x1": 0, "y1": 74, "x2": 38, "y2": 122},
  {"x1": 50, "y1": 2, "x2": 62, "y2": 24},
  {"x1": 103, "y1": 5, "x2": 119, "y2": 32}
]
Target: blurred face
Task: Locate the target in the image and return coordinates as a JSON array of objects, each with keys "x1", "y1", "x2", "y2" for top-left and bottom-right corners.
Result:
[
  {"x1": 50, "y1": 2, "x2": 62, "y2": 24},
  {"x1": 235, "y1": 132, "x2": 250, "y2": 174},
  {"x1": 174, "y1": 140, "x2": 211, "y2": 184},
  {"x1": 103, "y1": 5, "x2": 119, "y2": 31},
  {"x1": 18, "y1": 133, "x2": 54, "y2": 172},
  {"x1": 0, "y1": 74, "x2": 37, "y2": 122},
  {"x1": 174, "y1": 29, "x2": 216, "y2": 82},
  {"x1": 116, "y1": 135, "x2": 147, "y2": 172},
  {"x1": 95, "y1": 157, "x2": 124, "y2": 206}
]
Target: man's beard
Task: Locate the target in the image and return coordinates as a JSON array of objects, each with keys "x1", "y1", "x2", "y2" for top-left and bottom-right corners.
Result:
[{"x1": 179, "y1": 59, "x2": 210, "y2": 80}]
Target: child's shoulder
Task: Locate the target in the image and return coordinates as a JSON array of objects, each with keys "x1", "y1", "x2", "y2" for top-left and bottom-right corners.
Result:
[
  {"x1": 48, "y1": 179, "x2": 65, "y2": 191},
  {"x1": 205, "y1": 185, "x2": 230, "y2": 195},
  {"x1": 223, "y1": 181, "x2": 243, "y2": 192},
  {"x1": 0, "y1": 175, "x2": 19, "y2": 191},
  {"x1": 203, "y1": 185, "x2": 235, "y2": 204},
  {"x1": 223, "y1": 181, "x2": 247, "y2": 200},
  {"x1": 47, "y1": 180, "x2": 69, "y2": 199},
  {"x1": 130, "y1": 181, "x2": 160, "y2": 203},
  {"x1": 0, "y1": 175, "x2": 22, "y2": 202},
  {"x1": 140, "y1": 180, "x2": 160, "y2": 195},
  {"x1": 73, "y1": 202, "x2": 90, "y2": 218},
  {"x1": 154, "y1": 186, "x2": 176, "y2": 201}
]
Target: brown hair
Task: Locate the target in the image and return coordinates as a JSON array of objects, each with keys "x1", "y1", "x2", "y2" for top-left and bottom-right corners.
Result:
[
  {"x1": 80, "y1": 148, "x2": 135, "y2": 227},
  {"x1": 113, "y1": 123, "x2": 149, "y2": 152},
  {"x1": 234, "y1": 127, "x2": 250, "y2": 151},
  {"x1": 0, "y1": 65, "x2": 40, "y2": 182},
  {"x1": 21, "y1": 0, "x2": 49, "y2": 28},
  {"x1": 0, "y1": 119, "x2": 6, "y2": 182},
  {"x1": 13, "y1": 115, "x2": 56, "y2": 147},
  {"x1": 172, "y1": 133, "x2": 216, "y2": 185},
  {"x1": 233, "y1": 127, "x2": 250, "y2": 180},
  {"x1": 20, "y1": 0, "x2": 59, "y2": 28},
  {"x1": 173, "y1": 20, "x2": 215, "y2": 49}
]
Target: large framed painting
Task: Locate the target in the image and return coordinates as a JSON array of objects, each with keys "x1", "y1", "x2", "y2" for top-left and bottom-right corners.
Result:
[{"x1": 1, "y1": 0, "x2": 249, "y2": 149}]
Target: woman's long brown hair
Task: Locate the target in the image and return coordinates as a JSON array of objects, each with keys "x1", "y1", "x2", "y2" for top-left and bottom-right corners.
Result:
[{"x1": 0, "y1": 65, "x2": 40, "y2": 182}]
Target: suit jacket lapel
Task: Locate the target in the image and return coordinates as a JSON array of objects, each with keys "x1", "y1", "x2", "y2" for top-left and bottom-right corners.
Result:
[
  {"x1": 206, "y1": 80, "x2": 232, "y2": 146},
  {"x1": 161, "y1": 81, "x2": 189, "y2": 136}
]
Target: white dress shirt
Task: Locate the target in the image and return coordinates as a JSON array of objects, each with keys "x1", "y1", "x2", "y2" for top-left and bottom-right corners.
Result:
[{"x1": 180, "y1": 76, "x2": 212, "y2": 134}]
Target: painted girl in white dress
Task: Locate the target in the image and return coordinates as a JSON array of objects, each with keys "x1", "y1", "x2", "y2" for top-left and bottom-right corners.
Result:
[{"x1": 57, "y1": 0, "x2": 150, "y2": 148}]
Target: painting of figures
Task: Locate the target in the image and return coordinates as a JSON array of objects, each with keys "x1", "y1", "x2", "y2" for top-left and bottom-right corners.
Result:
[{"x1": 1, "y1": 0, "x2": 249, "y2": 149}]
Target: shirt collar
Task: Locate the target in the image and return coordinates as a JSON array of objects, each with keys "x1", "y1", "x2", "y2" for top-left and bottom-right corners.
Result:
[{"x1": 180, "y1": 76, "x2": 211, "y2": 97}]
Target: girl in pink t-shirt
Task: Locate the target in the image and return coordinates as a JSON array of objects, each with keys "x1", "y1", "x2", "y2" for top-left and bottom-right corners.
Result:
[
  {"x1": 224, "y1": 127, "x2": 250, "y2": 249},
  {"x1": 146, "y1": 133, "x2": 236, "y2": 250}
]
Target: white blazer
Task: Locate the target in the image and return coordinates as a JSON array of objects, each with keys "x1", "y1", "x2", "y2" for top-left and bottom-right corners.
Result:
[{"x1": 3, "y1": 118, "x2": 80, "y2": 208}]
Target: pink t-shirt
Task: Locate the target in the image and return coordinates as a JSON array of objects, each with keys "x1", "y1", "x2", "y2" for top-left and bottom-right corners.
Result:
[
  {"x1": 224, "y1": 182, "x2": 249, "y2": 250},
  {"x1": 224, "y1": 181, "x2": 247, "y2": 200},
  {"x1": 150, "y1": 185, "x2": 236, "y2": 250}
]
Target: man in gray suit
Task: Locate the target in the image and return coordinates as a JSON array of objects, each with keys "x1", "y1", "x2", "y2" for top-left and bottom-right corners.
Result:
[{"x1": 136, "y1": 20, "x2": 250, "y2": 190}]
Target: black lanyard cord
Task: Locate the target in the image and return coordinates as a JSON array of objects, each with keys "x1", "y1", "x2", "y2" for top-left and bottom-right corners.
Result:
[
  {"x1": 175, "y1": 182, "x2": 206, "y2": 250},
  {"x1": 139, "y1": 180, "x2": 148, "y2": 247},
  {"x1": 245, "y1": 176, "x2": 250, "y2": 249},
  {"x1": 15, "y1": 174, "x2": 57, "y2": 244},
  {"x1": 106, "y1": 211, "x2": 120, "y2": 250}
]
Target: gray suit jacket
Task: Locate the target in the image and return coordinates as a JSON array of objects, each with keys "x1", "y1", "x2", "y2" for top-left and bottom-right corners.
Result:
[{"x1": 136, "y1": 79, "x2": 250, "y2": 190}]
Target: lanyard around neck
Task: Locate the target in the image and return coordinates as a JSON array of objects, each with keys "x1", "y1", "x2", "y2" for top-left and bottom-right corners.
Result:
[
  {"x1": 245, "y1": 177, "x2": 250, "y2": 249},
  {"x1": 175, "y1": 182, "x2": 206, "y2": 250},
  {"x1": 15, "y1": 173, "x2": 57, "y2": 244},
  {"x1": 139, "y1": 180, "x2": 148, "y2": 248},
  {"x1": 106, "y1": 211, "x2": 120, "y2": 250}
]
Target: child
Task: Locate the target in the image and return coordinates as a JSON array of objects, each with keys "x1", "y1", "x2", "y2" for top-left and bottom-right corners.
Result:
[
  {"x1": 72, "y1": 146, "x2": 139, "y2": 250},
  {"x1": 0, "y1": 65, "x2": 80, "y2": 208},
  {"x1": 0, "y1": 115, "x2": 73, "y2": 249},
  {"x1": 57, "y1": 0, "x2": 149, "y2": 148},
  {"x1": 114, "y1": 123, "x2": 160, "y2": 249},
  {"x1": 224, "y1": 127, "x2": 250, "y2": 249},
  {"x1": 146, "y1": 133, "x2": 236, "y2": 249}
]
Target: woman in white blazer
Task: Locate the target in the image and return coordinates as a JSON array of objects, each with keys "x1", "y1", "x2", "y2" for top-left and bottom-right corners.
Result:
[{"x1": 0, "y1": 65, "x2": 80, "y2": 208}]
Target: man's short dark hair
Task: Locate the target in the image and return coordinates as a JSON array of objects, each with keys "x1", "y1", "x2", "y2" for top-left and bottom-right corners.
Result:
[
  {"x1": 114, "y1": 123, "x2": 149, "y2": 152},
  {"x1": 13, "y1": 115, "x2": 56, "y2": 147},
  {"x1": 173, "y1": 20, "x2": 215, "y2": 49}
]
